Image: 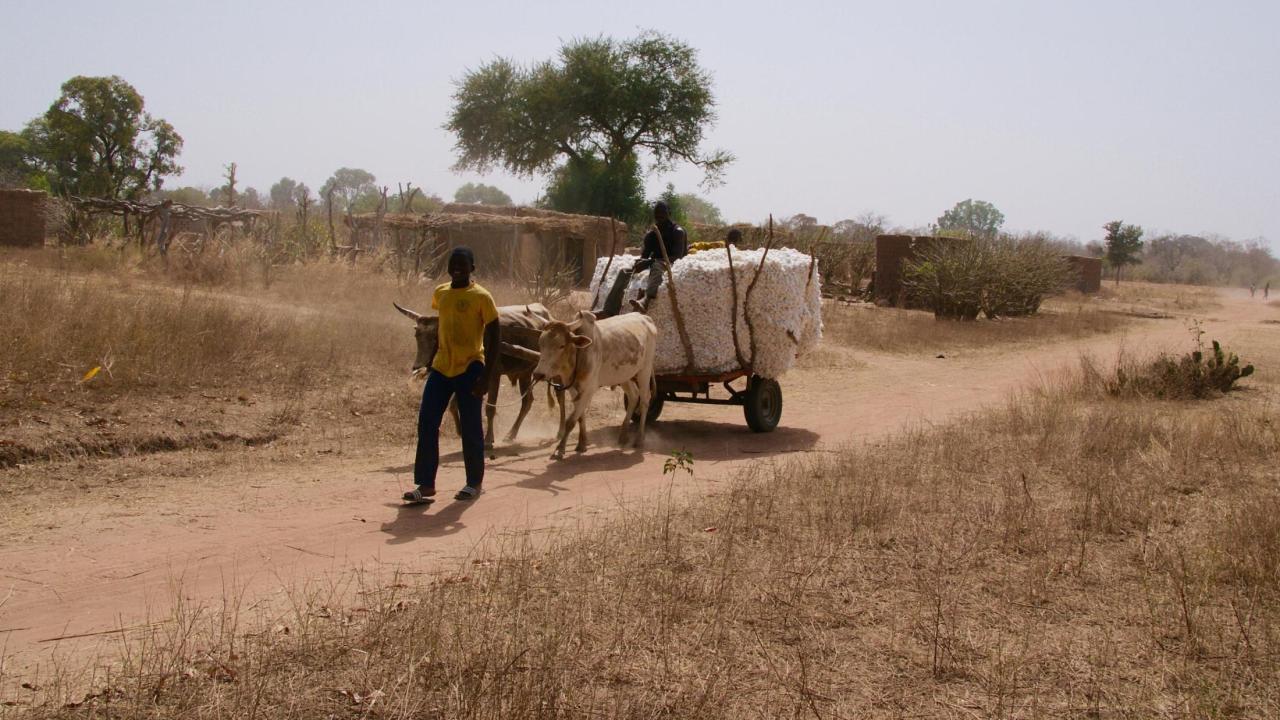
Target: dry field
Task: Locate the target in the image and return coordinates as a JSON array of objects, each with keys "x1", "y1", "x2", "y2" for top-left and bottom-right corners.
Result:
[
  {"x1": 1096, "y1": 281, "x2": 1222, "y2": 315},
  {"x1": 2, "y1": 245, "x2": 1278, "y2": 718},
  {"x1": 819, "y1": 295, "x2": 1129, "y2": 358},
  {"x1": 0, "y1": 246, "x2": 543, "y2": 481}
]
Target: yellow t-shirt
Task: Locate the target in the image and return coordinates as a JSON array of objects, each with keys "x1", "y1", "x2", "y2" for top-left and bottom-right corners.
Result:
[{"x1": 431, "y1": 281, "x2": 499, "y2": 377}]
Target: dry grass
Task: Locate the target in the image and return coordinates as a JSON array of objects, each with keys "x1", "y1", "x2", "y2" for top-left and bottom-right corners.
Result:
[
  {"x1": 0, "y1": 248, "x2": 533, "y2": 395},
  {"x1": 822, "y1": 294, "x2": 1129, "y2": 355},
  {"x1": 8, "y1": 354, "x2": 1278, "y2": 718},
  {"x1": 0, "y1": 269, "x2": 382, "y2": 392},
  {"x1": 0, "y1": 247, "x2": 541, "y2": 472}
]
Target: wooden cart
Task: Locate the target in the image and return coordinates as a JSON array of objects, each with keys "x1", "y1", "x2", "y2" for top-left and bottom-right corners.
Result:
[{"x1": 645, "y1": 368, "x2": 782, "y2": 432}]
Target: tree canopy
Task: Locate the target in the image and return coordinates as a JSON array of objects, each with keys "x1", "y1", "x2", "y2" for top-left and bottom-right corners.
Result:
[
  {"x1": 148, "y1": 186, "x2": 214, "y2": 206},
  {"x1": 269, "y1": 177, "x2": 300, "y2": 210},
  {"x1": 936, "y1": 199, "x2": 1005, "y2": 239},
  {"x1": 320, "y1": 167, "x2": 377, "y2": 211},
  {"x1": 671, "y1": 192, "x2": 722, "y2": 225},
  {"x1": 1103, "y1": 220, "x2": 1144, "y2": 284},
  {"x1": 23, "y1": 75, "x2": 182, "y2": 199},
  {"x1": 454, "y1": 182, "x2": 512, "y2": 206},
  {"x1": 832, "y1": 212, "x2": 887, "y2": 243},
  {"x1": 448, "y1": 31, "x2": 731, "y2": 221},
  {"x1": 0, "y1": 130, "x2": 42, "y2": 189},
  {"x1": 1137, "y1": 233, "x2": 1276, "y2": 286},
  {"x1": 542, "y1": 153, "x2": 648, "y2": 222}
]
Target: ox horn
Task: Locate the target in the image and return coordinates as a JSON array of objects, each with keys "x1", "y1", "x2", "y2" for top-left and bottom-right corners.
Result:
[{"x1": 393, "y1": 301, "x2": 423, "y2": 321}]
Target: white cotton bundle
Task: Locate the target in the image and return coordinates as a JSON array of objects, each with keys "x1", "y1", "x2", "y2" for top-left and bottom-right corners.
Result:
[{"x1": 589, "y1": 247, "x2": 823, "y2": 378}]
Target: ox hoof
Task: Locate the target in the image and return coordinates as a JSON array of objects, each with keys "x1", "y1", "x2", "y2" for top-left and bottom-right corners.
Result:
[
  {"x1": 575, "y1": 445, "x2": 588, "y2": 454},
  {"x1": 550, "y1": 450, "x2": 565, "y2": 460}
]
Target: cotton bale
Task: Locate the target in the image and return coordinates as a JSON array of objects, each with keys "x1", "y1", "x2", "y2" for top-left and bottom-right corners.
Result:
[{"x1": 589, "y1": 247, "x2": 822, "y2": 378}]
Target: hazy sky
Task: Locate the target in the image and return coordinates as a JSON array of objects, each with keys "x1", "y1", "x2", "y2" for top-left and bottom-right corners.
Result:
[{"x1": 3, "y1": 0, "x2": 1277, "y2": 245}]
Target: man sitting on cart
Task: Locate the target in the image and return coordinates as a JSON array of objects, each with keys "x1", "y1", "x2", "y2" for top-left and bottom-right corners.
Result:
[{"x1": 601, "y1": 201, "x2": 688, "y2": 316}]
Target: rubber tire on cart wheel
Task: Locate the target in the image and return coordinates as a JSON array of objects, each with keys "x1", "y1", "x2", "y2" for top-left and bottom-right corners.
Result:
[
  {"x1": 632, "y1": 392, "x2": 665, "y2": 424},
  {"x1": 743, "y1": 376, "x2": 782, "y2": 432}
]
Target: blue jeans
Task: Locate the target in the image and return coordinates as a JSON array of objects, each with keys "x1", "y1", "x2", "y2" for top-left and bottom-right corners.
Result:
[{"x1": 414, "y1": 361, "x2": 485, "y2": 491}]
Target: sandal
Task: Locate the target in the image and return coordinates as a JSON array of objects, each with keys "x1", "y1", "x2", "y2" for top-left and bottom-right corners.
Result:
[
  {"x1": 402, "y1": 487, "x2": 436, "y2": 503},
  {"x1": 454, "y1": 485, "x2": 483, "y2": 501}
]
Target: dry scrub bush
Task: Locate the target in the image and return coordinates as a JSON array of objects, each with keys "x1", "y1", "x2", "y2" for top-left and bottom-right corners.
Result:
[
  {"x1": 903, "y1": 238, "x2": 1073, "y2": 320},
  {"x1": 513, "y1": 254, "x2": 579, "y2": 309},
  {"x1": 13, "y1": 369, "x2": 1280, "y2": 717},
  {"x1": 1076, "y1": 338, "x2": 1255, "y2": 399}
]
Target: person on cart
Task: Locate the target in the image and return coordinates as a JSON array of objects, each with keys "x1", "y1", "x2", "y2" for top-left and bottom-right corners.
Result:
[{"x1": 601, "y1": 201, "x2": 688, "y2": 316}]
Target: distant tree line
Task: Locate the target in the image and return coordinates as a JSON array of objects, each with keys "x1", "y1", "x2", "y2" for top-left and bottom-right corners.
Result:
[{"x1": 1125, "y1": 232, "x2": 1277, "y2": 287}]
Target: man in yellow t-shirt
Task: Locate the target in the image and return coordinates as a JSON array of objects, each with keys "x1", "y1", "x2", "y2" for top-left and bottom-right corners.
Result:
[{"x1": 403, "y1": 246, "x2": 500, "y2": 504}]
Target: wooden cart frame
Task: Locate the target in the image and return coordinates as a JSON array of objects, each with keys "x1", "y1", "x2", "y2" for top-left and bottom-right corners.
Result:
[{"x1": 646, "y1": 368, "x2": 783, "y2": 432}]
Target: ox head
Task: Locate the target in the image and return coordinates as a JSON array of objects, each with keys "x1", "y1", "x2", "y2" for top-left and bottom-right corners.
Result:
[
  {"x1": 394, "y1": 302, "x2": 439, "y2": 376},
  {"x1": 532, "y1": 316, "x2": 594, "y2": 387}
]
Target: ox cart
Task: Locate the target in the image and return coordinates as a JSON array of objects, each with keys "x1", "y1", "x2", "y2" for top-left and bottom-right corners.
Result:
[{"x1": 500, "y1": 329, "x2": 783, "y2": 434}]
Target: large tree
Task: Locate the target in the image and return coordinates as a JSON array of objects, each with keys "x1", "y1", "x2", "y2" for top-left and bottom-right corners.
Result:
[
  {"x1": 24, "y1": 75, "x2": 182, "y2": 199},
  {"x1": 454, "y1": 182, "x2": 512, "y2": 206},
  {"x1": 1103, "y1": 220, "x2": 1144, "y2": 285},
  {"x1": 936, "y1": 199, "x2": 1004, "y2": 239},
  {"x1": 447, "y1": 31, "x2": 732, "y2": 220}
]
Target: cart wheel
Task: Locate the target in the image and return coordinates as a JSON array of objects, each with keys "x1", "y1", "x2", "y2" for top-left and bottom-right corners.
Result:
[
  {"x1": 632, "y1": 392, "x2": 665, "y2": 424},
  {"x1": 743, "y1": 376, "x2": 782, "y2": 432}
]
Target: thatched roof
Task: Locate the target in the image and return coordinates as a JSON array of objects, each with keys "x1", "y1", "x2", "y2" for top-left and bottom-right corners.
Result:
[
  {"x1": 346, "y1": 206, "x2": 625, "y2": 236},
  {"x1": 439, "y1": 202, "x2": 570, "y2": 219},
  {"x1": 72, "y1": 196, "x2": 270, "y2": 223}
]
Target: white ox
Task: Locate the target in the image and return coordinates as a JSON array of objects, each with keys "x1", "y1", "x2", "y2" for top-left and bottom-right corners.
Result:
[{"x1": 532, "y1": 311, "x2": 657, "y2": 459}]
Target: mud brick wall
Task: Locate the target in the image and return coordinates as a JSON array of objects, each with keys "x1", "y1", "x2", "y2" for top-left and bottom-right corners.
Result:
[
  {"x1": 1065, "y1": 255, "x2": 1102, "y2": 293},
  {"x1": 874, "y1": 235, "x2": 915, "y2": 305},
  {"x1": 0, "y1": 189, "x2": 48, "y2": 247}
]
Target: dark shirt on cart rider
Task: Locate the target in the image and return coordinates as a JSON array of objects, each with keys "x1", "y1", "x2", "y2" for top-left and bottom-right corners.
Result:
[{"x1": 641, "y1": 219, "x2": 688, "y2": 262}]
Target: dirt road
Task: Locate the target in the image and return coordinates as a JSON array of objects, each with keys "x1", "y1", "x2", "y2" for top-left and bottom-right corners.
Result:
[{"x1": 1, "y1": 290, "x2": 1270, "y2": 675}]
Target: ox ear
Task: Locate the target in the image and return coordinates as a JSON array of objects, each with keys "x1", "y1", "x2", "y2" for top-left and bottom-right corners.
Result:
[
  {"x1": 393, "y1": 301, "x2": 423, "y2": 322},
  {"x1": 570, "y1": 334, "x2": 593, "y2": 349}
]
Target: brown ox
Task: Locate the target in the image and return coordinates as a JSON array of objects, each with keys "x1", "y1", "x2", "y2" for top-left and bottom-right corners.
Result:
[
  {"x1": 532, "y1": 311, "x2": 657, "y2": 459},
  {"x1": 394, "y1": 301, "x2": 557, "y2": 449}
]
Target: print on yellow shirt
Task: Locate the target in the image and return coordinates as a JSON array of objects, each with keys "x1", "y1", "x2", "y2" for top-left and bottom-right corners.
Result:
[{"x1": 430, "y1": 282, "x2": 499, "y2": 377}]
